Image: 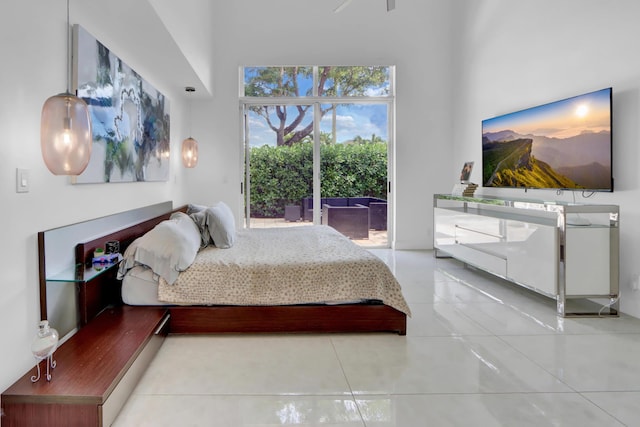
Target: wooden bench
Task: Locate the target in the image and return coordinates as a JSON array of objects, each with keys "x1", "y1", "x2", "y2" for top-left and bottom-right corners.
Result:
[{"x1": 1, "y1": 306, "x2": 169, "y2": 427}]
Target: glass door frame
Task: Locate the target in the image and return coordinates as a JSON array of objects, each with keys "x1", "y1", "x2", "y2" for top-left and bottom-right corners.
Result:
[{"x1": 239, "y1": 68, "x2": 396, "y2": 247}]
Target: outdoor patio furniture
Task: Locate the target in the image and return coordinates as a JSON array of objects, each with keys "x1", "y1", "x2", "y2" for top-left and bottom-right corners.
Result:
[
  {"x1": 284, "y1": 205, "x2": 301, "y2": 222},
  {"x1": 303, "y1": 197, "x2": 387, "y2": 231},
  {"x1": 322, "y1": 203, "x2": 369, "y2": 239},
  {"x1": 369, "y1": 202, "x2": 387, "y2": 230},
  {"x1": 302, "y1": 198, "x2": 314, "y2": 221},
  {"x1": 346, "y1": 197, "x2": 387, "y2": 230}
]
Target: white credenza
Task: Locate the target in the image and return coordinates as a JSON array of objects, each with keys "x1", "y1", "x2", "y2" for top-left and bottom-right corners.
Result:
[{"x1": 433, "y1": 194, "x2": 619, "y2": 317}]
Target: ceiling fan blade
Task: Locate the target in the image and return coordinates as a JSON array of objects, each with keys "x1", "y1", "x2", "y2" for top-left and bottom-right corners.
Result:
[
  {"x1": 334, "y1": 0, "x2": 394, "y2": 13},
  {"x1": 334, "y1": 0, "x2": 353, "y2": 13},
  {"x1": 387, "y1": 0, "x2": 396, "y2": 11}
]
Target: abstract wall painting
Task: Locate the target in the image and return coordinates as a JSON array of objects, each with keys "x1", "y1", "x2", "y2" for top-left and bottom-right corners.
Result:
[{"x1": 72, "y1": 25, "x2": 170, "y2": 183}]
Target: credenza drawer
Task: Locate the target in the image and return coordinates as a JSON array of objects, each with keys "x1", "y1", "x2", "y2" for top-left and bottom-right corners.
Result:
[{"x1": 438, "y1": 240, "x2": 507, "y2": 277}]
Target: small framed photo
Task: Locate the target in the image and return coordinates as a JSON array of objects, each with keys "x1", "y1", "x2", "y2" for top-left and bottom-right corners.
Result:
[{"x1": 459, "y1": 161, "x2": 474, "y2": 183}]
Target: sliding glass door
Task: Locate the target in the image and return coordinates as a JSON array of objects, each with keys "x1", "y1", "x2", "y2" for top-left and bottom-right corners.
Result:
[
  {"x1": 318, "y1": 102, "x2": 389, "y2": 246},
  {"x1": 243, "y1": 103, "x2": 314, "y2": 230},
  {"x1": 241, "y1": 66, "x2": 394, "y2": 247}
]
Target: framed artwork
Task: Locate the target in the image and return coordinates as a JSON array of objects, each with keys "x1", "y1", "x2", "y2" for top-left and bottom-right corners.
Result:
[
  {"x1": 72, "y1": 25, "x2": 170, "y2": 183},
  {"x1": 460, "y1": 161, "x2": 474, "y2": 183}
]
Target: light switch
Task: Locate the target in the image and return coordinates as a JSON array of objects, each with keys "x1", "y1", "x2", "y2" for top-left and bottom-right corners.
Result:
[{"x1": 16, "y1": 168, "x2": 29, "y2": 193}]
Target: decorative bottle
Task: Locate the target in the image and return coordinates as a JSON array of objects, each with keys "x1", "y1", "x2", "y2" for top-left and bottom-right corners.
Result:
[{"x1": 30, "y1": 320, "x2": 59, "y2": 382}]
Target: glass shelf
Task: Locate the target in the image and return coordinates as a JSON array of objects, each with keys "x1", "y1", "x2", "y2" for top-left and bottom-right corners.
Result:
[
  {"x1": 434, "y1": 194, "x2": 619, "y2": 225},
  {"x1": 47, "y1": 255, "x2": 122, "y2": 283},
  {"x1": 434, "y1": 193, "x2": 614, "y2": 208}
]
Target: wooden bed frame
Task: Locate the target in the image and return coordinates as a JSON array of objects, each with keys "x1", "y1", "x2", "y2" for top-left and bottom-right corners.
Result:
[{"x1": 74, "y1": 205, "x2": 407, "y2": 335}]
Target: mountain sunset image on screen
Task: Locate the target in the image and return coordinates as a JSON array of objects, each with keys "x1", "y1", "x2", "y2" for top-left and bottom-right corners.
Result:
[{"x1": 482, "y1": 88, "x2": 612, "y2": 191}]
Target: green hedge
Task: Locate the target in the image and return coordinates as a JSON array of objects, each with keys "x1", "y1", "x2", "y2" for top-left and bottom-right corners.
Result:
[{"x1": 249, "y1": 142, "x2": 387, "y2": 217}]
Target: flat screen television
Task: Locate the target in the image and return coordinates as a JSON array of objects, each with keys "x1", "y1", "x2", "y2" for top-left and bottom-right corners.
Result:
[{"x1": 482, "y1": 87, "x2": 613, "y2": 191}]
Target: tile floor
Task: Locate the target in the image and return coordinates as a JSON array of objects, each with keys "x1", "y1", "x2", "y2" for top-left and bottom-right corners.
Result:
[{"x1": 113, "y1": 250, "x2": 640, "y2": 426}]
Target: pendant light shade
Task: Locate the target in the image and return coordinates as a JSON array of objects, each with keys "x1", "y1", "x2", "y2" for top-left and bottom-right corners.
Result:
[
  {"x1": 181, "y1": 137, "x2": 198, "y2": 168},
  {"x1": 41, "y1": 92, "x2": 92, "y2": 175},
  {"x1": 41, "y1": 0, "x2": 92, "y2": 176},
  {"x1": 182, "y1": 86, "x2": 198, "y2": 168}
]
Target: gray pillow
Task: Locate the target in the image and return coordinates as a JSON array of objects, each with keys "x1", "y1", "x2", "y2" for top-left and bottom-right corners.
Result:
[
  {"x1": 189, "y1": 210, "x2": 211, "y2": 248},
  {"x1": 117, "y1": 212, "x2": 201, "y2": 284},
  {"x1": 205, "y1": 202, "x2": 236, "y2": 249},
  {"x1": 186, "y1": 203, "x2": 208, "y2": 215}
]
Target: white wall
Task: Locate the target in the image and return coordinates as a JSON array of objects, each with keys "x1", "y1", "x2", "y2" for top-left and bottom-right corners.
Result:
[
  {"x1": 185, "y1": 0, "x2": 455, "y2": 249},
  {"x1": 0, "y1": 0, "x2": 191, "y2": 393},
  {"x1": 451, "y1": 0, "x2": 640, "y2": 318}
]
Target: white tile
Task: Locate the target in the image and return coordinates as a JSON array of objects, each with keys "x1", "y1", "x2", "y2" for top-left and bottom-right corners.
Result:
[
  {"x1": 433, "y1": 279, "x2": 510, "y2": 304},
  {"x1": 582, "y1": 392, "x2": 640, "y2": 427},
  {"x1": 564, "y1": 314, "x2": 640, "y2": 335},
  {"x1": 331, "y1": 335, "x2": 572, "y2": 394},
  {"x1": 454, "y1": 301, "x2": 565, "y2": 335},
  {"x1": 355, "y1": 393, "x2": 625, "y2": 427},
  {"x1": 459, "y1": 301, "x2": 640, "y2": 336},
  {"x1": 133, "y1": 335, "x2": 351, "y2": 395},
  {"x1": 388, "y1": 268, "x2": 441, "y2": 288},
  {"x1": 371, "y1": 249, "x2": 448, "y2": 287},
  {"x1": 390, "y1": 272, "x2": 440, "y2": 304},
  {"x1": 397, "y1": 283, "x2": 442, "y2": 304},
  {"x1": 436, "y1": 265, "x2": 554, "y2": 307},
  {"x1": 503, "y1": 334, "x2": 640, "y2": 391},
  {"x1": 115, "y1": 395, "x2": 365, "y2": 427},
  {"x1": 406, "y1": 302, "x2": 491, "y2": 337}
]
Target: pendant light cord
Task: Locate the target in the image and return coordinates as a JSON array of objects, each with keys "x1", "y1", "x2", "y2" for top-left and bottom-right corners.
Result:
[
  {"x1": 186, "y1": 86, "x2": 195, "y2": 137},
  {"x1": 66, "y1": 0, "x2": 71, "y2": 94}
]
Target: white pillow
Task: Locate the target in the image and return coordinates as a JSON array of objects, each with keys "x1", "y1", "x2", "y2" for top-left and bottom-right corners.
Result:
[
  {"x1": 205, "y1": 202, "x2": 236, "y2": 249},
  {"x1": 117, "y1": 212, "x2": 201, "y2": 285}
]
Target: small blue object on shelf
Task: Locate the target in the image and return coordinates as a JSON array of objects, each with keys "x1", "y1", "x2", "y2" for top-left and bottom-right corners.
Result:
[{"x1": 92, "y1": 252, "x2": 121, "y2": 271}]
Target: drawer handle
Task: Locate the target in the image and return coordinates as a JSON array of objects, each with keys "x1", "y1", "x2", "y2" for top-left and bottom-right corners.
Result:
[
  {"x1": 455, "y1": 224, "x2": 504, "y2": 240},
  {"x1": 154, "y1": 315, "x2": 170, "y2": 335},
  {"x1": 457, "y1": 242, "x2": 507, "y2": 260}
]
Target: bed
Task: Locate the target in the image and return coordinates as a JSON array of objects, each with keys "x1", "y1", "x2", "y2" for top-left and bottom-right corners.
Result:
[{"x1": 76, "y1": 204, "x2": 409, "y2": 335}]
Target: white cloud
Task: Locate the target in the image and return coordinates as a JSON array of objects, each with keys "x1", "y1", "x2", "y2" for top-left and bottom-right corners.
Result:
[
  {"x1": 321, "y1": 114, "x2": 357, "y2": 129},
  {"x1": 364, "y1": 87, "x2": 388, "y2": 97},
  {"x1": 248, "y1": 116, "x2": 267, "y2": 129}
]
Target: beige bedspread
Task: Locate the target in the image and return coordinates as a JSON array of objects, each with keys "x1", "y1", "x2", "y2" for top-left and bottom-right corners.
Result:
[{"x1": 157, "y1": 225, "x2": 411, "y2": 315}]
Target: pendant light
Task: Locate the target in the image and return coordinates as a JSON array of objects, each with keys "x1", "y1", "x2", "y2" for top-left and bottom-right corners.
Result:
[
  {"x1": 41, "y1": 0, "x2": 92, "y2": 176},
  {"x1": 181, "y1": 87, "x2": 198, "y2": 168}
]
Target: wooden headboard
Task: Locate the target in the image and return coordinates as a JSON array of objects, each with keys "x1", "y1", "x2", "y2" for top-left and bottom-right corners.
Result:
[
  {"x1": 67, "y1": 205, "x2": 188, "y2": 326},
  {"x1": 38, "y1": 201, "x2": 184, "y2": 332},
  {"x1": 75, "y1": 205, "x2": 188, "y2": 269}
]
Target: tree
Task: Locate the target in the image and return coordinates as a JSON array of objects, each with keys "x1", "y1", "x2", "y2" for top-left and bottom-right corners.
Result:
[
  {"x1": 369, "y1": 133, "x2": 384, "y2": 144},
  {"x1": 299, "y1": 131, "x2": 334, "y2": 145},
  {"x1": 244, "y1": 66, "x2": 388, "y2": 146}
]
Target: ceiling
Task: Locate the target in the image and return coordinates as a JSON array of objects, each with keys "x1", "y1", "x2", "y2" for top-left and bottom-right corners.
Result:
[{"x1": 72, "y1": 0, "x2": 213, "y2": 100}]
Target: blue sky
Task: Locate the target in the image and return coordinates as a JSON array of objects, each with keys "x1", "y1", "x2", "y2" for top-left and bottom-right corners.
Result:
[
  {"x1": 244, "y1": 67, "x2": 390, "y2": 146},
  {"x1": 248, "y1": 103, "x2": 389, "y2": 147},
  {"x1": 482, "y1": 88, "x2": 611, "y2": 139}
]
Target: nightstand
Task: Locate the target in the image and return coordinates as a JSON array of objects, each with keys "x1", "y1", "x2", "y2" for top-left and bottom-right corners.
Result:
[
  {"x1": 1, "y1": 306, "x2": 169, "y2": 426},
  {"x1": 46, "y1": 255, "x2": 123, "y2": 326}
]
